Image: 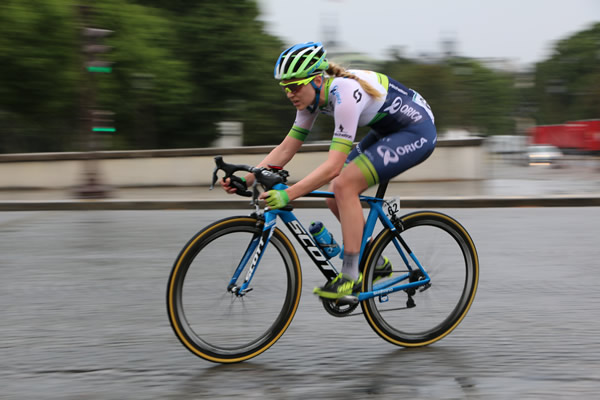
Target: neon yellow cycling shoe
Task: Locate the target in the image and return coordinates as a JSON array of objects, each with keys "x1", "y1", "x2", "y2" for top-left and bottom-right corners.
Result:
[
  {"x1": 313, "y1": 273, "x2": 362, "y2": 299},
  {"x1": 374, "y1": 256, "x2": 393, "y2": 282}
]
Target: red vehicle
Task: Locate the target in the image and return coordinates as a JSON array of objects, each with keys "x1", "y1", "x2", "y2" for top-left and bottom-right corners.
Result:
[{"x1": 529, "y1": 119, "x2": 600, "y2": 153}]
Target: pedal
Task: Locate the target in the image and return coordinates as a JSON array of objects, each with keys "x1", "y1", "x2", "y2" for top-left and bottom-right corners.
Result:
[
  {"x1": 337, "y1": 295, "x2": 358, "y2": 305},
  {"x1": 378, "y1": 295, "x2": 389, "y2": 303}
]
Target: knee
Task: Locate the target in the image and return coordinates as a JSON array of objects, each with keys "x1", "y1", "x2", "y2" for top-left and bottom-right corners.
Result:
[
  {"x1": 331, "y1": 175, "x2": 360, "y2": 200},
  {"x1": 325, "y1": 196, "x2": 337, "y2": 210}
]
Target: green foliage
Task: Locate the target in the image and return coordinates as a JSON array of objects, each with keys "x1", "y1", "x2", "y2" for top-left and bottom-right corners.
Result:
[
  {"x1": 379, "y1": 57, "x2": 516, "y2": 136},
  {"x1": 174, "y1": 1, "x2": 289, "y2": 146},
  {"x1": 0, "y1": 0, "x2": 80, "y2": 152},
  {"x1": 93, "y1": 0, "x2": 290, "y2": 148},
  {"x1": 0, "y1": 2, "x2": 597, "y2": 153},
  {"x1": 91, "y1": 0, "x2": 194, "y2": 149},
  {"x1": 0, "y1": 0, "x2": 291, "y2": 152},
  {"x1": 534, "y1": 23, "x2": 600, "y2": 124}
]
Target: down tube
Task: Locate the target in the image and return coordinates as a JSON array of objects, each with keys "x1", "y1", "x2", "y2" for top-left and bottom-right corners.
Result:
[{"x1": 277, "y1": 210, "x2": 339, "y2": 281}]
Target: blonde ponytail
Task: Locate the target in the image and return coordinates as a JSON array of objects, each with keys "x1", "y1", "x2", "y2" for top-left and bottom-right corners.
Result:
[{"x1": 326, "y1": 62, "x2": 383, "y2": 100}]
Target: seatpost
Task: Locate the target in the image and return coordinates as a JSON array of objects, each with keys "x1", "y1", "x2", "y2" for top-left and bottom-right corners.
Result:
[{"x1": 375, "y1": 181, "x2": 389, "y2": 199}]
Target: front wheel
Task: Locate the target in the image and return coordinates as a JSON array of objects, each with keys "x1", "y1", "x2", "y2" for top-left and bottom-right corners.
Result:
[
  {"x1": 166, "y1": 216, "x2": 302, "y2": 363},
  {"x1": 361, "y1": 211, "x2": 479, "y2": 347}
]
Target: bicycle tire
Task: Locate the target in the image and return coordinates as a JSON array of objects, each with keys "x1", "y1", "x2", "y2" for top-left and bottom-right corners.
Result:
[
  {"x1": 167, "y1": 216, "x2": 302, "y2": 363},
  {"x1": 361, "y1": 211, "x2": 478, "y2": 347}
]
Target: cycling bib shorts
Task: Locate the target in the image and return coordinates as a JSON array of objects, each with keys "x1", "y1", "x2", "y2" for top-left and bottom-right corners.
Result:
[
  {"x1": 347, "y1": 120, "x2": 436, "y2": 186},
  {"x1": 288, "y1": 70, "x2": 437, "y2": 186}
]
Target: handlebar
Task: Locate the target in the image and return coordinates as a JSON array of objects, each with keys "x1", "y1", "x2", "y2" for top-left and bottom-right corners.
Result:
[{"x1": 210, "y1": 156, "x2": 289, "y2": 198}]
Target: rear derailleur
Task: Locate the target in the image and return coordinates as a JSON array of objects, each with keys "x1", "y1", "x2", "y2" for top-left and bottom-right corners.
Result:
[{"x1": 405, "y1": 270, "x2": 431, "y2": 308}]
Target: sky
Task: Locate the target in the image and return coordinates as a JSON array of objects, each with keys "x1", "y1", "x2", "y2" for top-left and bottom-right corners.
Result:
[{"x1": 257, "y1": 0, "x2": 599, "y2": 68}]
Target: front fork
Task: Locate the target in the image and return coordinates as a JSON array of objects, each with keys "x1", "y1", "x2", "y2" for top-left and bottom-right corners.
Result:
[{"x1": 227, "y1": 214, "x2": 276, "y2": 296}]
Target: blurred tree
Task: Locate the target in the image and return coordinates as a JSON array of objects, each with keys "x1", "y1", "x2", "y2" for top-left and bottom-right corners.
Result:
[
  {"x1": 449, "y1": 58, "x2": 516, "y2": 135},
  {"x1": 91, "y1": 0, "x2": 194, "y2": 149},
  {"x1": 173, "y1": 0, "x2": 292, "y2": 146},
  {"x1": 0, "y1": 0, "x2": 80, "y2": 152},
  {"x1": 534, "y1": 23, "x2": 600, "y2": 124},
  {"x1": 130, "y1": 0, "x2": 204, "y2": 14},
  {"x1": 12, "y1": 2, "x2": 597, "y2": 152},
  {"x1": 379, "y1": 57, "x2": 516, "y2": 136},
  {"x1": 0, "y1": 0, "x2": 293, "y2": 153},
  {"x1": 95, "y1": 0, "x2": 294, "y2": 148}
]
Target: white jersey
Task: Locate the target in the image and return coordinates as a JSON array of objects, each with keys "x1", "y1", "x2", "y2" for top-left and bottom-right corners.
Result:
[
  {"x1": 293, "y1": 70, "x2": 384, "y2": 151},
  {"x1": 287, "y1": 69, "x2": 434, "y2": 154}
]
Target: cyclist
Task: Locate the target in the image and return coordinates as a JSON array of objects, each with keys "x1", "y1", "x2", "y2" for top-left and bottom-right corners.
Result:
[{"x1": 221, "y1": 41, "x2": 436, "y2": 299}]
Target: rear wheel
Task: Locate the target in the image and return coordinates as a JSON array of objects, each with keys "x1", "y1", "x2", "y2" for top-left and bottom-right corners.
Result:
[
  {"x1": 361, "y1": 211, "x2": 478, "y2": 346},
  {"x1": 167, "y1": 216, "x2": 302, "y2": 363}
]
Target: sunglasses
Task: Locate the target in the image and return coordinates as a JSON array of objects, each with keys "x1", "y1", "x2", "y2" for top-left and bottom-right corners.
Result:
[{"x1": 279, "y1": 75, "x2": 318, "y2": 94}]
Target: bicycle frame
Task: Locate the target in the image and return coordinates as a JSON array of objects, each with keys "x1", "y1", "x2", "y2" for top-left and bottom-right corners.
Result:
[{"x1": 229, "y1": 182, "x2": 431, "y2": 302}]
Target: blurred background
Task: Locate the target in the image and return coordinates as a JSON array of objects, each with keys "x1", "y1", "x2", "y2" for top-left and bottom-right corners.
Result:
[
  {"x1": 0, "y1": 0, "x2": 598, "y2": 154},
  {"x1": 1, "y1": 3, "x2": 599, "y2": 398}
]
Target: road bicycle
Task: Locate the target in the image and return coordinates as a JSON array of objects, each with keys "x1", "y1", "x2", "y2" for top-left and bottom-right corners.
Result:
[{"x1": 166, "y1": 156, "x2": 479, "y2": 363}]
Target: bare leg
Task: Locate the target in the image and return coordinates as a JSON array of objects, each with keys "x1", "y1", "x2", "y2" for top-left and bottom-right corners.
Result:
[
  {"x1": 312, "y1": 163, "x2": 371, "y2": 291},
  {"x1": 325, "y1": 182, "x2": 340, "y2": 220},
  {"x1": 331, "y1": 163, "x2": 369, "y2": 255}
]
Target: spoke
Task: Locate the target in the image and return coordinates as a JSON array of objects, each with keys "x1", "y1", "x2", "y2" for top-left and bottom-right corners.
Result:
[{"x1": 362, "y1": 214, "x2": 477, "y2": 346}]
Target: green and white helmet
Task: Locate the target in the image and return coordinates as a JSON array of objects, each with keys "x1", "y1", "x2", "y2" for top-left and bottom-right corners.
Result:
[{"x1": 274, "y1": 42, "x2": 329, "y2": 80}]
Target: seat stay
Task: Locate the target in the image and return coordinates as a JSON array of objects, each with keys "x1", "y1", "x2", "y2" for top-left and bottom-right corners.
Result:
[
  {"x1": 358, "y1": 196, "x2": 432, "y2": 301},
  {"x1": 389, "y1": 225, "x2": 432, "y2": 282},
  {"x1": 390, "y1": 237, "x2": 413, "y2": 270}
]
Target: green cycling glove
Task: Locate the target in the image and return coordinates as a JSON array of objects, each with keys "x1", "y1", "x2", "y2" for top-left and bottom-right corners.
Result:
[{"x1": 264, "y1": 189, "x2": 290, "y2": 210}]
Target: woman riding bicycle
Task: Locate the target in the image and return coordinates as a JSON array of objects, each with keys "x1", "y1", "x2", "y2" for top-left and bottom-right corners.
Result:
[{"x1": 221, "y1": 41, "x2": 436, "y2": 299}]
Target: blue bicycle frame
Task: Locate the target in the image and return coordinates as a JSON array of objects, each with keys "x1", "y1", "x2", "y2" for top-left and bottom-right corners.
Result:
[{"x1": 229, "y1": 182, "x2": 431, "y2": 302}]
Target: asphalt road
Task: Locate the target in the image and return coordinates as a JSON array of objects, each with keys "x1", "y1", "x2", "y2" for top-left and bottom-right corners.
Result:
[{"x1": 1, "y1": 208, "x2": 599, "y2": 399}]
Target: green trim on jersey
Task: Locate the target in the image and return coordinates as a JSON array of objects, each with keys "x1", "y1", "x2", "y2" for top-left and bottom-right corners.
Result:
[
  {"x1": 353, "y1": 153, "x2": 379, "y2": 186},
  {"x1": 368, "y1": 112, "x2": 387, "y2": 126},
  {"x1": 287, "y1": 125, "x2": 310, "y2": 141},
  {"x1": 330, "y1": 138, "x2": 353, "y2": 154},
  {"x1": 367, "y1": 73, "x2": 390, "y2": 126},
  {"x1": 319, "y1": 77, "x2": 335, "y2": 111},
  {"x1": 375, "y1": 72, "x2": 389, "y2": 90}
]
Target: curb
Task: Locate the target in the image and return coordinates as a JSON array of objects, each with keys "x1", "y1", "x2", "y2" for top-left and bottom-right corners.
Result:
[{"x1": 1, "y1": 195, "x2": 599, "y2": 211}]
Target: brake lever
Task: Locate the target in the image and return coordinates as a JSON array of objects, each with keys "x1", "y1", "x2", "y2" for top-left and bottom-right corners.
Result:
[
  {"x1": 250, "y1": 180, "x2": 260, "y2": 206},
  {"x1": 209, "y1": 165, "x2": 219, "y2": 190}
]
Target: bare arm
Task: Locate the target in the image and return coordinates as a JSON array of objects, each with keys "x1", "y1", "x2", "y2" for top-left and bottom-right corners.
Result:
[
  {"x1": 220, "y1": 134, "x2": 304, "y2": 194},
  {"x1": 243, "y1": 135, "x2": 303, "y2": 185},
  {"x1": 266, "y1": 149, "x2": 347, "y2": 201}
]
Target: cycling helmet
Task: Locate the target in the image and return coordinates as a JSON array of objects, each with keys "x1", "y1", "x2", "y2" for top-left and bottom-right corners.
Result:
[{"x1": 274, "y1": 42, "x2": 329, "y2": 80}]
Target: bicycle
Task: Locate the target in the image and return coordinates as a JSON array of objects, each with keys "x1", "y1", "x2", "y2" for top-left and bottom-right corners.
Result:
[{"x1": 166, "y1": 156, "x2": 479, "y2": 363}]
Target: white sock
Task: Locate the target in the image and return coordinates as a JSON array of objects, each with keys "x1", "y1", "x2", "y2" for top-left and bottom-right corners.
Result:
[{"x1": 341, "y1": 252, "x2": 360, "y2": 280}]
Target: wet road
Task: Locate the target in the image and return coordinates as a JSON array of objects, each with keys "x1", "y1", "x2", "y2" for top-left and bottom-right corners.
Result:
[{"x1": 1, "y1": 208, "x2": 599, "y2": 399}]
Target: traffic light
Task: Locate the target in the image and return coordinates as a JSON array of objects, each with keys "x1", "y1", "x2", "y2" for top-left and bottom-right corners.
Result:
[
  {"x1": 82, "y1": 26, "x2": 115, "y2": 133},
  {"x1": 75, "y1": 4, "x2": 115, "y2": 199},
  {"x1": 91, "y1": 110, "x2": 115, "y2": 133},
  {"x1": 83, "y1": 27, "x2": 113, "y2": 73}
]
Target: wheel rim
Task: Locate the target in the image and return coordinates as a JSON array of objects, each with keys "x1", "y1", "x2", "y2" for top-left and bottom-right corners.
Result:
[
  {"x1": 168, "y1": 219, "x2": 301, "y2": 361},
  {"x1": 363, "y1": 214, "x2": 478, "y2": 345}
]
